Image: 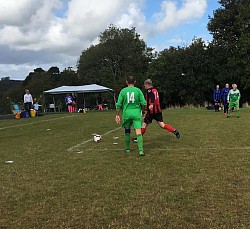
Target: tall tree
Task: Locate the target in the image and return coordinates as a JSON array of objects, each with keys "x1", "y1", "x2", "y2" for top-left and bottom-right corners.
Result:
[
  {"x1": 47, "y1": 66, "x2": 61, "y2": 86},
  {"x1": 23, "y1": 68, "x2": 53, "y2": 101},
  {"x1": 77, "y1": 25, "x2": 153, "y2": 92},
  {"x1": 0, "y1": 77, "x2": 24, "y2": 114},
  {"x1": 148, "y1": 39, "x2": 213, "y2": 106},
  {"x1": 60, "y1": 68, "x2": 79, "y2": 86},
  {"x1": 208, "y1": 0, "x2": 250, "y2": 102}
]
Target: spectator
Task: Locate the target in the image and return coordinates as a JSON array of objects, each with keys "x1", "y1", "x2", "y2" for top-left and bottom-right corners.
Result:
[
  {"x1": 65, "y1": 94, "x2": 73, "y2": 112},
  {"x1": 57, "y1": 101, "x2": 63, "y2": 112},
  {"x1": 97, "y1": 94, "x2": 103, "y2": 111},
  {"x1": 213, "y1": 85, "x2": 221, "y2": 112},
  {"x1": 221, "y1": 83, "x2": 230, "y2": 117},
  {"x1": 24, "y1": 89, "x2": 33, "y2": 116},
  {"x1": 72, "y1": 93, "x2": 77, "y2": 112}
]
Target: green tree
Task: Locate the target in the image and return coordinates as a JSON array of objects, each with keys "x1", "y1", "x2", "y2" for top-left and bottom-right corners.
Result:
[
  {"x1": 47, "y1": 66, "x2": 60, "y2": 85},
  {"x1": 60, "y1": 67, "x2": 79, "y2": 86},
  {"x1": 208, "y1": 0, "x2": 250, "y2": 102},
  {"x1": 23, "y1": 68, "x2": 53, "y2": 101},
  {"x1": 23, "y1": 68, "x2": 46, "y2": 87},
  {"x1": 148, "y1": 38, "x2": 214, "y2": 106},
  {"x1": 77, "y1": 25, "x2": 153, "y2": 92},
  {"x1": 0, "y1": 77, "x2": 24, "y2": 114},
  {"x1": 148, "y1": 46, "x2": 184, "y2": 106}
]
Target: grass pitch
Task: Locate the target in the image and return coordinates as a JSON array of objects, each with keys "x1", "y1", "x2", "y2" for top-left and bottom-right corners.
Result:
[{"x1": 0, "y1": 109, "x2": 250, "y2": 228}]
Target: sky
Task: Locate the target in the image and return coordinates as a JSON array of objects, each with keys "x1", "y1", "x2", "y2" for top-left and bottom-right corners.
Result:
[{"x1": 0, "y1": 0, "x2": 221, "y2": 80}]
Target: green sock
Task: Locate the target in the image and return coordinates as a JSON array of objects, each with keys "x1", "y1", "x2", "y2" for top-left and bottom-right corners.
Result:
[
  {"x1": 236, "y1": 109, "x2": 240, "y2": 117},
  {"x1": 125, "y1": 134, "x2": 130, "y2": 150},
  {"x1": 137, "y1": 134, "x2": 143, "y2": 152}
]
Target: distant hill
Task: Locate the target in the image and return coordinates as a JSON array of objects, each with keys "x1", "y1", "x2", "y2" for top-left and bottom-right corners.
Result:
[{"x1": 0, "y1": 77, "x2": 23, "y2": 92}]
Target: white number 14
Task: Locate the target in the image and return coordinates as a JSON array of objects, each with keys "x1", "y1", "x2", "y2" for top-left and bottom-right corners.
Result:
[{"x1": 127, "y1": 92, "x2": 135, "y2": 103}]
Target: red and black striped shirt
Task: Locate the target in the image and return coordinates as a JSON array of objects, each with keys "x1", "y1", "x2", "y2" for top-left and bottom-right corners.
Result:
[{"x1": 146, "y1": 87, "x2": 162, "y2": 114}]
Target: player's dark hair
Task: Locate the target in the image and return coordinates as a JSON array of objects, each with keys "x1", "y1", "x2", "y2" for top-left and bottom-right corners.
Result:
[{"x1": 126, "y1": 76, "x2": 136, "y2": 84}]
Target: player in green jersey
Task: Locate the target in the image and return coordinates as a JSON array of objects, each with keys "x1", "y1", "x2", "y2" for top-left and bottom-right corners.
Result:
[
  {"x1": 116, "y1": 76, "x2": 147, "y2": 156},
  {"x1": 227, "y1": 84, "x2": 241, "y2": 118}
]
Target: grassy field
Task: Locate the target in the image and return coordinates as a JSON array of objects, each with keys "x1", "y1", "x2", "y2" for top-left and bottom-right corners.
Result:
[{"x1": 0, "y1": 109, "x2": 250, "y2": 228}]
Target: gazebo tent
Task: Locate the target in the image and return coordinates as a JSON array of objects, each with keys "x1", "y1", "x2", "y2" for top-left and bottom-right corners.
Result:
[{"x1": 44, "y1": 84, "x2": 116, "y2": 111}]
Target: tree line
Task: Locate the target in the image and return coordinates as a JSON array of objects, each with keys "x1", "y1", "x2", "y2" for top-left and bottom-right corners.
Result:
[
  {"x1": 0, "y1": 67, "x2": 79, "y2": 114},
  {"x1": 0, "y1": 0, "x2": 249, "y2": 114}
]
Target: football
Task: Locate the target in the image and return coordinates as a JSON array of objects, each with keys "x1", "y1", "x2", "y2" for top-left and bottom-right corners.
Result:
[{"x1": 93, "y1": 134, "x2": 102, "y2": 142}]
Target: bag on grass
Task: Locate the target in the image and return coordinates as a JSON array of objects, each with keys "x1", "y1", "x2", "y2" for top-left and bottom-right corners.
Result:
[
  {"x1": 21, "y1": 111, "x2": 30, "y2": 118},
  {"x1": 15, "y1": 112, "x2": 21, "y2": 119}
]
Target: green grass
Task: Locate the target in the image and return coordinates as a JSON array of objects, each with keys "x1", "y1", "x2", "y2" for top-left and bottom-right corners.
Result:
[{"x1": 0, "y1": 109, "x2": 250, "y2": 228}]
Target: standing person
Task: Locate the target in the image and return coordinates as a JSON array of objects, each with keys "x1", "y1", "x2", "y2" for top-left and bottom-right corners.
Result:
[
  {"x1": 97, "y1": 94, "x2": 103, "y2": 111},
  {"x1": 132, "y1": 79, "x2": 180, "y2": 142},
  {"x1": 227, "y1": 84, "x2": 241, "y2": 118},
  {"x1": 23, "y1": 89, "x2": 33, "y2": 116},
  {"x1": 116, "y1": 76, "x2": 147, "y2": 156},
  {"x1": 72, "y1": 93, "x2": 77, "y2": 112},
  {"x1": 221, "y1": 83, "x2": 230, "y2": 117},
  {"x1": 65, "y1": 94, "x2": 73, "y2": 113},
  {"x1": 213, "y1": 85, "x2": 221, "y2": 112}
]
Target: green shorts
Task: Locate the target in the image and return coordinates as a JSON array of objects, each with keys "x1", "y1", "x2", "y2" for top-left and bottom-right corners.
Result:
[
  {"x1": 229, "y1": 101, "x2": 239, "y2": 108},
  {"x1": 122, "y1": 118, "x2": 142, "y2": 129}
]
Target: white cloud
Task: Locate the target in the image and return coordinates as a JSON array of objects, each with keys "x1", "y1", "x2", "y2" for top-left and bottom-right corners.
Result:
[
  {"x1": 0, "y1": 58, "x2": 77, "y2": 80},
  {"x1": 154, "y1": 0, "x2": 207, "y2": 32},
  {"x1": 169, "y1": 35, "x2": 191, "y2": 46},
  {"x1": 0, "y1": 0, "x2": 208, "y2": 80},
  {"x1": 0, "y1": 0, "x2": 138, "y2": 55},
  {"x1": 116, "y1": 1, "x2": 151, "y2": 38},
  {"x1": 0, "y1": 0, "x2": 62, "y2": 49},
  {"x1": 0, "y1": 63, "x2": 38, "y2": 78},
  {"x1": 0, "y1": 0, "x2": 44, "y2": 26}
]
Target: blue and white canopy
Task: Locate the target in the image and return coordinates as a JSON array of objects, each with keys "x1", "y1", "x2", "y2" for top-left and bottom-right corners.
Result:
[{"x1": 44, "y1": 84, "x2": 113, "y2": 95}]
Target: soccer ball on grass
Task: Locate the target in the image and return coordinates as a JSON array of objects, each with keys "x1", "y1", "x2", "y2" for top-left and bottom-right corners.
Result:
[{"x1": 93, "y1": 134, "x2": 102, "y2": 142}]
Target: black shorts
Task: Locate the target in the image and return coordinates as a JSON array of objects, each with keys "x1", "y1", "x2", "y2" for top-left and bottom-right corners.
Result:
[{"x1": 144, "y1": 113, "x2": 163, "y2": 124}]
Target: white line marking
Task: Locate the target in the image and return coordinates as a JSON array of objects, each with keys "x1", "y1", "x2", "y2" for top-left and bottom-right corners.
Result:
[
  {"x1": 74, "y1": 146, "x2": 250, "y2": 152},
  {"x1": 0, "y1": 115, "x2": 77, "y2": 130},
  {"x1": 67, "y1": 127, "x2": 121, "y2": 152}
]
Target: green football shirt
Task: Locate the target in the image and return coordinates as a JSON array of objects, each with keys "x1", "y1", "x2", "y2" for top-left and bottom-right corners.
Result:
[
  {"x1": 116, "y1": 86, "x2": 146, "y2": 120},
  {"x1": 227, "y1": 89, "x2": 241, "y2": 102}
]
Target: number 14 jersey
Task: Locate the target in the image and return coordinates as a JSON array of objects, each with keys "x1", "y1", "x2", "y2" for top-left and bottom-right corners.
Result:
[{"x1": 116, "y1": 86, "x2": 146, "y2": 120}]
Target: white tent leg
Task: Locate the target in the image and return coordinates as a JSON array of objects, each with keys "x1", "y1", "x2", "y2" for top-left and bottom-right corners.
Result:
[{"x1": 112, "y1": 92, "x2": 117, "y2": 108}]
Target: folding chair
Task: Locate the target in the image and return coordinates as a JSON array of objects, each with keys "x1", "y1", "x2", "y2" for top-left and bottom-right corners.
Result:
[{"x1": 49, "y1": 104, "x2": 56, "y2": 112}]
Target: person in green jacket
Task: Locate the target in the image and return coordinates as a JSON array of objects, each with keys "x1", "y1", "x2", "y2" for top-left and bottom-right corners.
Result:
[{"x1": 227, "y1": 84, "x2": 241, "y2": 118}]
